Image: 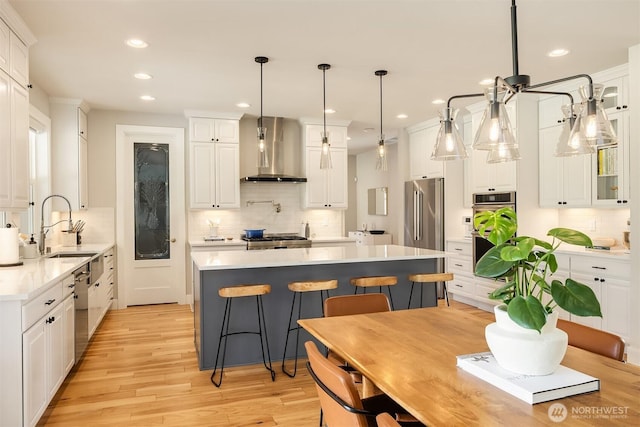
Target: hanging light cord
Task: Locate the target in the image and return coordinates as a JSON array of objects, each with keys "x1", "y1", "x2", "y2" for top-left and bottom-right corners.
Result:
[
  {"x1": 260, "y1": 60, "x2": 263, "y2": 129},
  {"x1": 322, "y1": 67, "x2": 327, "y2": 137},
  {"x1": 379, "y1": 73, "x2": 383, "y2": 139}
]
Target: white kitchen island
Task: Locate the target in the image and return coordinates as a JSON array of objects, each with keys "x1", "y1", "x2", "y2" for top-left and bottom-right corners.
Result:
[{"x1": 192, "y1": 245, "x2": 446, "y2": 370}]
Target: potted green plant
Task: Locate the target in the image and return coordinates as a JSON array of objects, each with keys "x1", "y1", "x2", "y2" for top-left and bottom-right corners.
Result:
[{"x1": 474, "y1": 207, "x2": 603, "y2": 375}]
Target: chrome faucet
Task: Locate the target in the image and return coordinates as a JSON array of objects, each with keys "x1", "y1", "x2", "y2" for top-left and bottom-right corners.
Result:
[{"x1": 40, "y1": 194, "x2": 73, "y2": 255}]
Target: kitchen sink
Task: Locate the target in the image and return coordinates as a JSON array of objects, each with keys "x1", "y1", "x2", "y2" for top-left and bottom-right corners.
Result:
[{"x1": 47, "y1": 252, "x2": 97, "y2": 258}]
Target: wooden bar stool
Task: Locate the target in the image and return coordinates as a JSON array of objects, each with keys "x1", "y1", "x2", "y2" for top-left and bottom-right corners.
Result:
[
  {"x1": 407, "y1": 272, "x2": 454, "y2": 308},
  {"x1": 282, "y1": 279, "x2": 338, "y2": 378},
  {"x1": 210, "y1": 284, "x2": 276, "y2": 387},
  {"x1": 350, "y1": 276, "x2": 397, "y2": 310}
]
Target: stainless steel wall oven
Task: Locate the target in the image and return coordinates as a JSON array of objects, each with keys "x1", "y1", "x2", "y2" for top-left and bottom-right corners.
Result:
[{"x1": 471, "y1": 191, "x2": 516, "y2": 272}]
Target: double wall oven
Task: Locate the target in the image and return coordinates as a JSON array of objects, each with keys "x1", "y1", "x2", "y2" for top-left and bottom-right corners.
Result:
[{"x1": 471, "y1": 191, "x2": 516, "y2": 272}]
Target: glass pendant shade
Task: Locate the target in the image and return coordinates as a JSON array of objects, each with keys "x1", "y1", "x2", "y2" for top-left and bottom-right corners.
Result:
[
  {"x1": 486, "y1": 143, "x2": 521, "y2": 163},
  {"x1": 256, "y1": 126, "x2": 269, "y2": 168},
  {"x1": 376, "y1": 136, "x2": 388, "y2": 171},
  {"x1": 556, "y1": 104, "x2": 594, "y2": 156},
  {"x1": 578, "y1": 84, "x2": 617, "y2": 146},
  {"x1": 319, "y1": 131, "x2": 332, "y2": 169},
  {"x1": 432, "y1": 107, "x2": 468, "y2": 160},
  {"x1": 473, "y1": 88, "x2": 516, "y2": 151}
]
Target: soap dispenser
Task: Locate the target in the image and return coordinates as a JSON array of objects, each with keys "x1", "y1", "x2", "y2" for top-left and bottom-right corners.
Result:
[{"x1": 305, "y1": 222, "x2": 310, "y2": 238}]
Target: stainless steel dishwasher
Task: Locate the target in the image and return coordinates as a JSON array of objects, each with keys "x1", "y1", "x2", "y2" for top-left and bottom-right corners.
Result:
[{"x1": 73, "y1": 262, "x2": 91, "y2": 363}]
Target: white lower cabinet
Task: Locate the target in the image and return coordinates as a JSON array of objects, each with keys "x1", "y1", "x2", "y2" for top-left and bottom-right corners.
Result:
[
  {"x1": 568, "y1": 255, "x2": 630, "y2": 343},
  {"x1": 23, "y1": 291, "x2": 73, "y2": 427}
]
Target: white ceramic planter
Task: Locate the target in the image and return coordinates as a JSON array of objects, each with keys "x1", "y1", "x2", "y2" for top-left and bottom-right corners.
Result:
[{"x1": 485, "y1": 305, "x2": 568, "y2": 375}]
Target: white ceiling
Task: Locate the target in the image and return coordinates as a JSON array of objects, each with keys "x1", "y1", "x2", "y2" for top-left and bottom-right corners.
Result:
[{"x1": 10, "y1": 0, "x2": 640, "y2": 154}]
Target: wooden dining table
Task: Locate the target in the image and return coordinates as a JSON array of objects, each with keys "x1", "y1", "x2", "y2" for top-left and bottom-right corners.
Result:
[{"x1": 298, "y1": 307, "x2": 640, "y2": 426}]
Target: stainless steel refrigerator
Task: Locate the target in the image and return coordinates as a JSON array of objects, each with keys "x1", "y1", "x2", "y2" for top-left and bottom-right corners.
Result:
[{"x1": 404, "y1": 178, "x2": 445, "y2": 294}]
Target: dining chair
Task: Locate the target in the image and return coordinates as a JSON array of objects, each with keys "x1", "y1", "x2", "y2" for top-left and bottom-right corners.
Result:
[
  {"x1": 557, "y1": 319, "x2": 625, "y2": 361},
  {"x1": 323, "y1": 293, "x2": 391, "y2": 374},
  {"x1": 376, "y1": 413, "x2": 402, "y2": 427},
  {"x1": 305, "y1": 341, "x2": 417, "y2": 427}
]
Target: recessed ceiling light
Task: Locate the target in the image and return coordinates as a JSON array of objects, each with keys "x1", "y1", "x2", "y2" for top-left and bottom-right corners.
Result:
[
  {"x1": 397, "y1": 114, "x2": 408, "y2": 119},
  {"x1": 479, "y1": 78, "x2": 494, "y2": 86},
  {"x1": 324, "y1": 108, "x2": 336, "y2": 114},
  {"x1": 126, "y1": 38, "x2": 148, "y2": 48},
  {"x1": 548, "y1": 48, "x2": 569, "y2": 58},
  {"x1": 236, "y1": 102, "x2": 251, "y2": 108},
  {"x1": 431, "y1": 99, "x2": 445, "y2": 105},
  {"x1": 140, "y1": 95, "x2": 155, "y2": 101},
  {"x1": 134, "y1": 72, "x2": 152, "y2": 80}
]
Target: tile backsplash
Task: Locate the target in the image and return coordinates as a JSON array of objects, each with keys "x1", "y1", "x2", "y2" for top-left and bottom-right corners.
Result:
[
  {"x1": 189, "y1": 183, "x2": 344, "y2": 240},
  {"x1": 557, "y1": 208, "x2": 630, "y2": 247}
]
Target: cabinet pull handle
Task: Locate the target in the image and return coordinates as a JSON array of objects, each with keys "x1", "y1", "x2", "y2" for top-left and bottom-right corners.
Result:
[
  {"x1": 594, "y1": 277, "x2": 599, "y2": 281},
  {"x1": 45, "y1": 299, "x2": 56, "y2": 305},
  {"x1": 455, "y1": 284, "x2": 463, "y2": 288},
  {"x1": 600, "y1": 278, "x2": 605, "y2": 283},
  {"x1": 68, "y1": 284, "x2": 75, "y2": 288},
  {"x1": 592, "y1": 266, "x2": 606, "y2": 270},
  {"x1": 454, "y1": 263, "x2": 463, "y2": 267},
  {"x1": 454, "y1": 248, "x2": 462, "y2": 251}
]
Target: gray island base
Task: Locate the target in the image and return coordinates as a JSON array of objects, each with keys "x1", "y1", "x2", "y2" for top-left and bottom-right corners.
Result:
[{"x1": 192, "y1": 245, "x2": 446, "y2": 370}]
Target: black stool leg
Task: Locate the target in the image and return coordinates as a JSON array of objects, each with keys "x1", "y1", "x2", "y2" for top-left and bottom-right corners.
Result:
[
  {"x1": 386, "y1": 286, "x2": 394, "y2": 310},
  {"x1": 211, "y1": 298, "x2": 232, "y2": 387},
  {"x1": 419, "y1": 281, "x2": 424, "y2": 308},
  {"x1": 407, "y1": 281, "x2": 416, "y2": 309},
  {"x1": 443, "y1": 282, "x2": 450, "y2": 306},
  {"x1": 256, "y1": 295, "x2": 276, "y2": 381},
  {"x1": 282, "y1": 291, "x2": 302, "y2": 377}
]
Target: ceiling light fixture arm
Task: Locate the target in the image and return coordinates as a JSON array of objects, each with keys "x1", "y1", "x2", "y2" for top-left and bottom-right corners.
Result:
[
  {"x1": 255, "y1": 56, "x2": 268, "y2": 133},
  {"x1": 443, "y1": 93, "x2": 485, "y2": 131},
  {"x1": 318, "y1": 63, "x2": 331, "y2": 138}
]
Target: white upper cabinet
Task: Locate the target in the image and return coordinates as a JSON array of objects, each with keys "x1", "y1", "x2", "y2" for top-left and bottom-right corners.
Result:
[
  {"x1": 9, "y1": 31, "x2": 28, "y2": 88},
  {"x1": 537, "y1": 65, "x2": 630, "y2": 208},
  {"x1": 408, "y1": 118, "x2": 444, "y2": 180},
  {"x1": 189, "y1": 117, "x2": 239, "y2": 143},
  {"x1": 300, "y1": 119, "x2": 350, "y2": 209},
  {"x1": 538, "y1": 125, "x2": 591, "y2": 207},
  {"x1": 590, "y1": 65, "x2": 630, "y2": 206},
  {"x1": 187, "y1": 115, "x2": 241, "y2": 209},
  {"x1": 50, "y1": 100, "x2": 90, "y2": 211},
  {"x1": 0, "y1": 16, "x2": 30, "y2": 211},
  {"x1": 304, "y1": 124, "x2": 348, "y2": 148},
  {"x1": 465, "y1": 103, "x2": 517, "y2": 194},
  {"x1": 0, "y1": 19, "x2": 9, "y2": 74}
]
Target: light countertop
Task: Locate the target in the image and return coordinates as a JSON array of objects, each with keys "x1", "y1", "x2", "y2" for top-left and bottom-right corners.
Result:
[
  {"x1": 192, "y1": 244, "x2": 446, "y2": 271},
  {"x1": 0, "y1": 243, "x2": 114, "y2": 301}
]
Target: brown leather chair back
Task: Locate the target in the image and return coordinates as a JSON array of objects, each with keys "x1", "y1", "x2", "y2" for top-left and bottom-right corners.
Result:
[
  {"x1": 324, "y1": 293, "x2": 391, "y2": 318},
  {"x1": 557, "y1": 319, "x2": 625, "y2": 361},
  {"x1": 305, "y1": 341, "x2": 369, "y2": 427}
]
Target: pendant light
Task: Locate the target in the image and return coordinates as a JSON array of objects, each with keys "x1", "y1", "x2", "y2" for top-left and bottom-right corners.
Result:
[
  {"x1": 438, "y1": 0, "x2": 616, "y2": 162},
  {"x1": 556, "y1": 103, "x2": 595, "y2": 156},
  {"x1": 318, "y1": 63, "x2": 332, "y2": 169},
  {"x1": 431, "y1": 106, "x2": 468, "y2": 160},
  {"x1": 255, "y1": 56, "x2": 269, "y2": 168},
  {"x1": 375, "y1": 70, "x2": 388, "y2": 171}
]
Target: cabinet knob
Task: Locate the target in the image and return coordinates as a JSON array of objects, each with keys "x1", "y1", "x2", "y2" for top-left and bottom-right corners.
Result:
[{"x1": 166, "y1": 238, "x2": 176, "y2": 243}]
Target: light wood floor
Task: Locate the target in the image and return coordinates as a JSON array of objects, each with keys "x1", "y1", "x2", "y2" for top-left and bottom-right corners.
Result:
[{"x1": 38, "y1": 299, "x2": 493, "y2": 426}]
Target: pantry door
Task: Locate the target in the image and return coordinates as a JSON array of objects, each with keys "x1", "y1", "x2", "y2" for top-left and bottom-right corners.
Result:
[{"x1": 116, "y1": 125, "x2": 185, "y2": 307}]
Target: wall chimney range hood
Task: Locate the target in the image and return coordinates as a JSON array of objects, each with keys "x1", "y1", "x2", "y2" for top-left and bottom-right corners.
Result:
[{"x1": 241, "y1": 117, "x2": 307, "y2": 183}]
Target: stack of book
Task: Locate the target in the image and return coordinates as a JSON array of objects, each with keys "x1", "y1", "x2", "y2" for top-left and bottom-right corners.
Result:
[{"x1": 456, "y1": 352, "x2": 600, "y2": 404}]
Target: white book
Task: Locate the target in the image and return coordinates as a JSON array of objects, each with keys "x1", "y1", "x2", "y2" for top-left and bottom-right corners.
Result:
[{"x1": 456, "y1": 352, "x2": 600, "y2": 404}]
